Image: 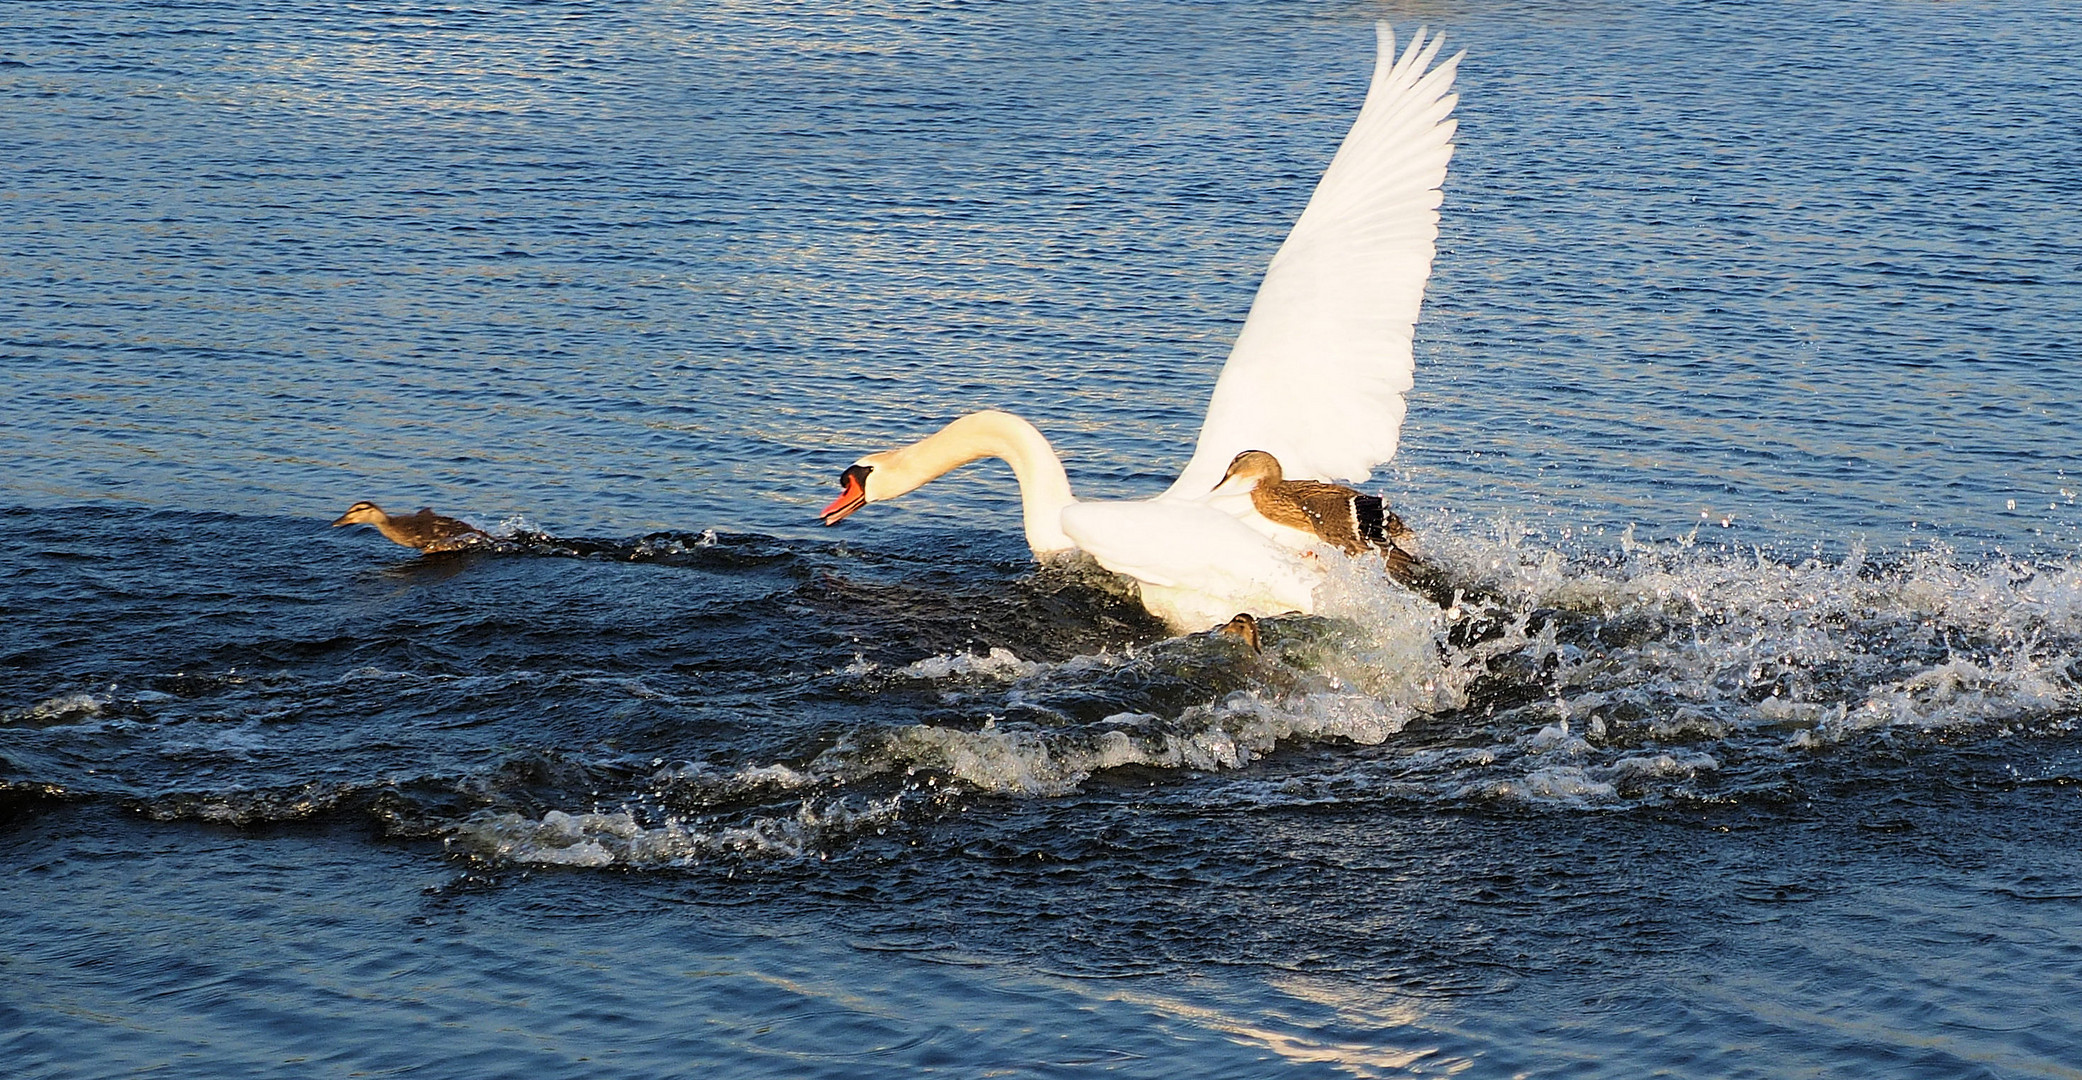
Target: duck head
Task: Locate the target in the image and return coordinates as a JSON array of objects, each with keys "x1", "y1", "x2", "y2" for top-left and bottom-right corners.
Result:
[
  {"x1": 1214, "y1": 450, "x2": 1284, "y2": 493},
  {"x1": 1217, "y1": 612, "x2": 1262, "y2": 653},
  {"x1": 331, "y1": 501, "x2": 385, "y2": 527}
]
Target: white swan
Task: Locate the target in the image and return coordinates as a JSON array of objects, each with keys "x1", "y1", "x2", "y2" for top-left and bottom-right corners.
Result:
[{"x1": 819, "y1": 24, "x2": 1461, "y2": 632}]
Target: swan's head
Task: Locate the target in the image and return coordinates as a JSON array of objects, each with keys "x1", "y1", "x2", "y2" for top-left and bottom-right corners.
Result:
[
  {"x1": 331, "y1": 501, "x2": 385, "y2": 527},
  {"x1": 821, "y1": 453, "x2": 925, "y2": 526},
  {"x1": 819, "y1": 463, "x2": 874, "y2": 525},
  {"x1": 818, "y1": 411, "x2": 1062, "y2": 533},
  {"x1": 1215, "y1": 450, "x2": 1285, "y2": 492}
]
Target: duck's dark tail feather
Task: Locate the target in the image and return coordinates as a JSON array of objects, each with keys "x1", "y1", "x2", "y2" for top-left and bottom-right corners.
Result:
[{"x1": 1354, "y1": 495, "x2": 1388, "y2": 550}]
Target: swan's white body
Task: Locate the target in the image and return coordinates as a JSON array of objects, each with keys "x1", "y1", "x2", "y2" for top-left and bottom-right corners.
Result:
[{"x1": 820, "y1": 25, "x2": 1460, "y2": 632}]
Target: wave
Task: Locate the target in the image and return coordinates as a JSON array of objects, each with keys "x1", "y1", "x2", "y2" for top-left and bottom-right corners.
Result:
[
  {"x1": 7, "y1": 513, "x2": 2077, "y2": 869},
  {"x1": 446, "y1": 537, "x2": 2080, "y2": 867}
]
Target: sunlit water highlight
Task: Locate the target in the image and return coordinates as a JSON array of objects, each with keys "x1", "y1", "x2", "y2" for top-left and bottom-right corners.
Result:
[{"x1": 5, "y1": 2, "x2": 2081, "y2": 1077}]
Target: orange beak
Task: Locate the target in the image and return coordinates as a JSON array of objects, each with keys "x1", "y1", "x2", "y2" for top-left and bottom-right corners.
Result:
[{"x1": 819, "y1": 466, "x2": 869, "y2": 526}]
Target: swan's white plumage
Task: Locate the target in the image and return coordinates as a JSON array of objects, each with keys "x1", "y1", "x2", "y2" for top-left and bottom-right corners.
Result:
[
  {"x1": 824, "y1": 24, "x2": 1459, "y2": 632},
  {"x1": 1059, "y1": 500, "x2": 1318, "y2": 630},
  {"x1": 1164, "y1": 25, "x2": 1460, "y2": 498}
]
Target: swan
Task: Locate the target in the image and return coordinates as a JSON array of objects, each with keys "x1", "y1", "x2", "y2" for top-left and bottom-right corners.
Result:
[{"x1": 818, "y1": 24, "x2": 1461, "y2": 631}]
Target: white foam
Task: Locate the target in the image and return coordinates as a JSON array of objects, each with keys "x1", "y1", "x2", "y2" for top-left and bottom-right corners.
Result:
[
  {"x1": 1451, "y1": 750, "x2": 1720, "y2": 808},
  {"x1": 898, "y1": 647, "x2": 1042, "y2": 682},
  {"x1": 1460, "y1": 766, "x2": 1617, "y2": 805},
  {"x1": 872, "y1": 722, "x2": 1098, "y2": 795},
  {"x1": 648, "y1": 759, "x2": 814, "y2": 796},
  {"x1": 1421, "y1": 522, "x2": 2082, "y2": 748},
  {"x1": 489, "y1": 514, "x2": 540, "y2": 538},
  {"x1": 805, "y1": 687, "x2": 1422, "y2": 799},
  {"x1": 1837, "y1": 655, "x2": 2071, "y2": 737},
  {"x1": 5, "y1": 691, "x2": 110, "y2": 726},
  {"x1": 449, "y1": 796, "x2": 903, "y2": 869}
]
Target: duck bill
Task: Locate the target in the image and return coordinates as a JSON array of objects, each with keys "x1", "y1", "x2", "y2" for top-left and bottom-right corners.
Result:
[
  {"x1": 329, "y1": 513, "x2": 355, "y2": 527},
  {"x1": 818, "y1": 467, "x2": 870, "y2": 526}
]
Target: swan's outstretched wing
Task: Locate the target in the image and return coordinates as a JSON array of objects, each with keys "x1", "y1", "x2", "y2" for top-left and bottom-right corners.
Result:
[{"x1": 1163, "y1": 25, "x2": 1460, "y2": 498}]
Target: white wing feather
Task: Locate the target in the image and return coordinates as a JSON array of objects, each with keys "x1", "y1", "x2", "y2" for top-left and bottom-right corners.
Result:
[{"x1": 1162, "y1": 25, "x2": 1461, "y2": 498}]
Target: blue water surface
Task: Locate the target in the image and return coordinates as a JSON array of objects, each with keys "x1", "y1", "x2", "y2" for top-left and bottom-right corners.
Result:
[{"x1": 4, "y1": 1, "x2": 2080, "y2": 1077}]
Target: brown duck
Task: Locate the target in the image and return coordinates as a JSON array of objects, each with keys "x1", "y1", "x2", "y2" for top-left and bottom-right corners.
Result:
[
  {"x1": 1216, "y1": 451, "x2": 1422, "y2": 583},
  {"x1": 330, "y1": 501, "x2": 489, "y2": 553},
  {"x1": 1216, "y1": 612, "x2": 1263, "y2": 653}
]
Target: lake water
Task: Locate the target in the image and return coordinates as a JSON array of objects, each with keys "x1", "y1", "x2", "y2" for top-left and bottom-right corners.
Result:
[{"x1": 4, "y1": 1, "x2": 2080, "y2": 1076}]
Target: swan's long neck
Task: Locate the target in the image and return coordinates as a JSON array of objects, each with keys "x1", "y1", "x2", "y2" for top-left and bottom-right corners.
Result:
[{"x1": 863, "y1": 410, "x2": 1077, "y2": 554}]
